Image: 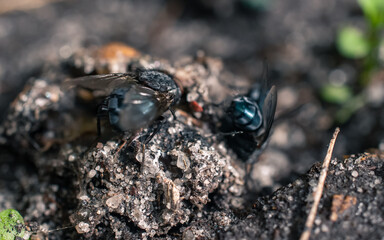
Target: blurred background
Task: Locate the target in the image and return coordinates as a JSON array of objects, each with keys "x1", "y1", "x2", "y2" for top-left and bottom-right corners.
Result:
[{"x1": 0, "y1": 0, "x2": 383, "y2": 185}]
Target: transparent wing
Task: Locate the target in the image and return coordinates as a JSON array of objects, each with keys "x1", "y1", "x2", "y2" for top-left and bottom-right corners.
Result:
[
  {"x1": 62, "y1": 73, "x2": 138, "y2": 94},
  {"x1": 260, "y1": 85, "x2": 277, "y2": 143},
  {"x1": 248, "y1": 62, "x2": 270, "y2": 107},
  {"x1": 257, "y1": 62, "x2": 270, "y2": 107},
  {"x1": 114, "y1": 85, "x2": 166, "y2": 131}
]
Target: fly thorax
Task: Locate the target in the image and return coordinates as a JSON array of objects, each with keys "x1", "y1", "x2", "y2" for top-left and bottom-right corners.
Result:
[
  {"x1": 230, "y1": 96, "x2": 262, "y2": 131},
  {"x1": 138, "y1": 70, "x2": 177, "y2": 92},
  {"x1": 138, "y1": 69, "x2": 181, "y2": 105}
]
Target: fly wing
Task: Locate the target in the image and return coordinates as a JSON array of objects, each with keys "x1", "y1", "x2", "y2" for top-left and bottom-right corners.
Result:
[
  {"x1": 259, "y1": 85, "x2": 277, "y2": 145},
  {"x1": 114, "y1": 85, "x2": 167, "y2": 131},
  {"x1": 62, "y1": 73, "x2": 138, "y2": 94},
  {"x1": 257, "y1": 62, "x2": 270, "y2": 107},
  {"x1": 248, "y1": 62, "x2": 270, "y2": 106}
]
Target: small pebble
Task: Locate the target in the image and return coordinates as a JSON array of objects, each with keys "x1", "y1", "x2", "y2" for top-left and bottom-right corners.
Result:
[{"x1": 87, "y1": 170, "x2": 97, "y2": 178}]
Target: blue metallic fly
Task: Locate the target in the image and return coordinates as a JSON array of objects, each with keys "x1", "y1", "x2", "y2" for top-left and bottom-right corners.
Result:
[{"x1": 224, "y1": 66, "x2": 277, "y2": 162}]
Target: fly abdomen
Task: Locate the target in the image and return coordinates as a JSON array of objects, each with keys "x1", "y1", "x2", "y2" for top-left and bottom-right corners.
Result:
[{"x1": 108, "y1": 96, "x2": 120, "y2": 127}]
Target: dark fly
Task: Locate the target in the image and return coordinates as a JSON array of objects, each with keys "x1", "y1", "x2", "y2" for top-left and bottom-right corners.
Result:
[
  {"x1": 222, "y1": 67, "x2": 277, "y2": 163},
  {"x1": 64, "y1": 68, "x2": 181, "y2": 145}
]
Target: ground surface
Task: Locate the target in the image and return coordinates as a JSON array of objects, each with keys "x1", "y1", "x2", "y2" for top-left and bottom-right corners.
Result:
[{"x1": 0, "y1": 0, "x2": 383, "y2": 239}]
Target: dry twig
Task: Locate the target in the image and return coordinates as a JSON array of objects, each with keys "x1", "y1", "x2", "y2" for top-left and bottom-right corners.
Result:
[{"x1": 300, "y1": 127, "x2": 340, "y2": 240}]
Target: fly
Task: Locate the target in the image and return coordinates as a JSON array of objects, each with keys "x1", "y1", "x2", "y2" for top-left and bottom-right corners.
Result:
[
  {"x1": 223, "y1": 65, "x2": 277, "y2": 163},
  {"x1": 64, "y1": 68, "x2": 181, "y2": 146}
]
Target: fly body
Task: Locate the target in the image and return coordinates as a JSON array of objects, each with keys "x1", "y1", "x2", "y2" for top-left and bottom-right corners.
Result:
[
  {"x1": 64, "y1": 69, "x2": 181, "y2": 139},
  {"x1": 223, "y1": 67, "x2": 277, "y2": 162}
]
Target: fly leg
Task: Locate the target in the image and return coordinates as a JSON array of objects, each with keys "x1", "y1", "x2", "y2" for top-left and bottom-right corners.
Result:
[
  {"x1": 115, "y1": 139, "x2": 127, "y2": 154},
  {"x1": 140, "y1": 142, "x2": 146, "y2": 174},
  {"x1": 114, "y1": 131, "x2": 140, "y2": 155},
  {"x1": 96, "y1": 98, "x2": 110, "y2": 137},
  {"x1": 88, "y1": 98, "x2": 110, "y2": 151},
  {"x1": 142, "y1": 116, "x2": 166, "y2": 145},
  {"x1": 169, "y1": 108, "x2": 177, "y2": 121},
  {"x1": 114, "y1": 116, "x2": 165, "y2": 157}
]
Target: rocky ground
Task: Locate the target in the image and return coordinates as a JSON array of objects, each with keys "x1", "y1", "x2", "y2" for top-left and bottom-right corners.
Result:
[{"x1": 0, "y1": 0, "x2": 383, "y2": 239}]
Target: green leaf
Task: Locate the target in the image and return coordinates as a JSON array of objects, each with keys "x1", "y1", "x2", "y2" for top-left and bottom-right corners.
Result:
[
  {"x1": 335, "y1": 93, "x2": 366, "y2": 123},
  {"x1": 321, "y1": 84, "x2": 353, "y2": 104},
  {"x1": 337, "y1": 26, "x2": 370, "y2": 59},
  {"x1": 358, "y1": 0, "x2": 384, "y2": 27},
  {"x1": 0, "y1": 209, "x2": 26, "y2": 240}
]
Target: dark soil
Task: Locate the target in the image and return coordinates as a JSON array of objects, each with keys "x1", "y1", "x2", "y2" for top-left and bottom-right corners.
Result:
[{"x1": 0, "y1": 0, "x2": 383, "y2": 239}]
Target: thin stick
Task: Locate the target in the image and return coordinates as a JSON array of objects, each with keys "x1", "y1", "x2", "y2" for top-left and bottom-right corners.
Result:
[
  {"x1": 40, "y1": 225, "x2": 74, "y2": 233},
  {"x1": 300, "y1": 127, "x2": 340, "y2": 240}
]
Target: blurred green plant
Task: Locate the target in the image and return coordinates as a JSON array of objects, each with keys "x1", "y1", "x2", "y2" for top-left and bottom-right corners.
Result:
[
  {"x1": 320, "y1": 84, "x2": 353, "y2": 104},
  {"x1": 337, "y1": 0, "x2": 384, "y2": 86},
  {"x1": 324, "y1": 0, "x2": 384, "y2": 123},
  {"x1": 0, "y1": 209, "x2": 27, "y2": 240},
  {"x1": 337, "y1": 26, "x2": 370, "y2": 59}
]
